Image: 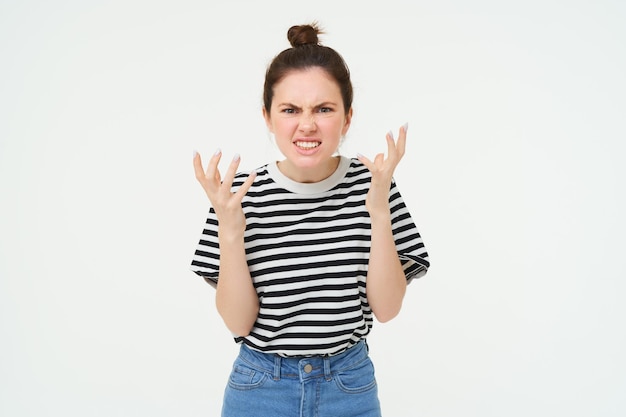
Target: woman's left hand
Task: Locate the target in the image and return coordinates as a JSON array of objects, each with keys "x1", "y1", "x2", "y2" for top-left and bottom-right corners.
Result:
[{"x1": 357, "y1": 123, "x2": 407, "y2": 216}]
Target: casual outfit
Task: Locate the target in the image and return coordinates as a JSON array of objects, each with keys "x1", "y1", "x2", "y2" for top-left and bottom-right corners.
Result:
[{"x1": 190, "y1": 156, "x2": 429, "y2": 416}]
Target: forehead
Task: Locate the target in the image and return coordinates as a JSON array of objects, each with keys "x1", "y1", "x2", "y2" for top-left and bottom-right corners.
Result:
[{"x1": 272, "y1": 67, "x2": 341, "y2": 103}]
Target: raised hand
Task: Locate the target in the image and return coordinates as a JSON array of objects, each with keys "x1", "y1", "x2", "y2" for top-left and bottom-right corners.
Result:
[
  {"x1": 193, "y1": 150, "x2": 256, "y2": 237},
  {"x1": 357, "y1": 123, "x2": 408, "y2": 216}
]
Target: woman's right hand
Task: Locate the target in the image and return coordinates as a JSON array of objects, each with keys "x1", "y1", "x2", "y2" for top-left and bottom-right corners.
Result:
[{"x1": 193, "y1": 150, "x2": 256, "y2": 237}]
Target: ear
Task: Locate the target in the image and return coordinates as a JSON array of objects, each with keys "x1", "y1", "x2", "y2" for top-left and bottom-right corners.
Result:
[
  {"x1": 341, "y1": 107, "x2": 353, "y2": 136},
  {"x1": 262, "y1": 107, "x2": 274, "y2": 133}
]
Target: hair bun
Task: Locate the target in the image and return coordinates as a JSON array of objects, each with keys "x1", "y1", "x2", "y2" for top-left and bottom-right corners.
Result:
[{"x1": 287, "y1": 23, "x2": 323, "y2": 47}]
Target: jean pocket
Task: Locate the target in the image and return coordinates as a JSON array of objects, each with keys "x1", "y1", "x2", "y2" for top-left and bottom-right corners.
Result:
[
  {"x1": 227, "y1": 362, "x2": 268, "y2": 391},
  {"x1": 333, "y1": 357, "x2": 378, "y2": 394}
]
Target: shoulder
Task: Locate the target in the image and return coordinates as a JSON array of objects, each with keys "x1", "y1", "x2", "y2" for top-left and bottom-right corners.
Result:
[
  {"x1": 341, "y1": 157, "x2": 373, "y2": 189},
  {"x1": 345, "y1": 157, "x2": 370, "y2": 178}
]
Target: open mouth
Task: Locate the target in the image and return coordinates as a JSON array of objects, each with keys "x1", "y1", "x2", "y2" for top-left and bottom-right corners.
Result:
[{"x1": 294, "y1": 140, "x2": 321, "y2": 149}]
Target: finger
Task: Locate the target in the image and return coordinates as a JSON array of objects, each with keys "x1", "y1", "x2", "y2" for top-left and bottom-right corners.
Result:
[
  {"x1": 193, "y1": 151, "x2": 205, "y2": 181},
  {"x1": 374, "y1": 152, "x2": 385, "y2": 167},
  {"x1": 386, "y1": 134, "x2": 397, "y2": 161},
  {"x1": 204, "y1": 149, "x2": 223, "y2": 183},
  {"x1": 221, "y1": 153, "x2": 242, "y2": 189},
  {"x1": 396, "y1": 123, "x2": 407, "y2": 158},
  {"x1": 194, "y1": 151, "x2": 220, "y2": 184},
  {"x1": 356, "y1": 153, "x2": 375, "y2": 171},
  {"x1": 234, "y1": 171, "x2": 257, "y2": 200}
]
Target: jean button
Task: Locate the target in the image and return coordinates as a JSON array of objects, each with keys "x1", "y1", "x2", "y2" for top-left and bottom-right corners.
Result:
[{"x1": 303, "y1": 364, "x2": 313, "y2": 373}]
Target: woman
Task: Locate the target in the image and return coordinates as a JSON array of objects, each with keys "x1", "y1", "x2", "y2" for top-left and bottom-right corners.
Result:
[{"x1": 191, "y1": 23, "x2": 429, "y2": 417}]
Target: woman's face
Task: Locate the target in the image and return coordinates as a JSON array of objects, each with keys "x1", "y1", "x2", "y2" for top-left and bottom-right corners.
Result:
[{"x1": 263, "y1": 67, "x2": 352, "y2": 183}]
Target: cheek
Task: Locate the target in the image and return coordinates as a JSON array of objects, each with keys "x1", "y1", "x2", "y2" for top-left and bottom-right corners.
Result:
[
  {"x1": 273, "y1": 120, "x2": 297, "y2": 135},
  {"x1": 323, "y1": 119, "x2": 347, "y2": 135}
]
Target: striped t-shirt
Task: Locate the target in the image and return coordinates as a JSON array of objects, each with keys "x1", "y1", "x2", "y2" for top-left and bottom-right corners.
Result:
[{"x1": 190, "y1": 156, "x2": 429, "y2": 357}]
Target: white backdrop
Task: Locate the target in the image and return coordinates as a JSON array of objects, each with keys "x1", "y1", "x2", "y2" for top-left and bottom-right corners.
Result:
[{"x1": 1, "y1": 1, "x2": 625, "y2": 416}]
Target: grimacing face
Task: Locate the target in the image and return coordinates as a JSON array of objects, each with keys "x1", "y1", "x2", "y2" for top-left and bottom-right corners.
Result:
[{"x1": 263, "y1": 67, "x2": 352, "y2": 183}]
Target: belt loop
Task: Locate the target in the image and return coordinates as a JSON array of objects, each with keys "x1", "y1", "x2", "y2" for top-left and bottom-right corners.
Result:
[
  {"x1": 273, "y1": 355, "x2": 281, "y2": 381},
  {"x1": 323, "y1": 356, "x2": 332, "y2": 381}
]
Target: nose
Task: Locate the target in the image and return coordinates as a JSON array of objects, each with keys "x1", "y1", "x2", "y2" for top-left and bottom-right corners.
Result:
[{"x1": 298, "y1": 112, "x2": 317, "y2": 132}]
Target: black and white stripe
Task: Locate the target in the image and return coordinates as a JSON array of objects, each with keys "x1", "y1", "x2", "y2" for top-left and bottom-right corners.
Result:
[{"x1": 191, "y1": 156, "x2": 429, "y2": 356}]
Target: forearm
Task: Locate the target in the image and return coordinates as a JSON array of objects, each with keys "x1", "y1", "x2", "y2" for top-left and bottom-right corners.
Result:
[
  {"x1": 366, "y1": 214, "x2": 407, "y2": 323},
  {"x1": 215, "y1": 234, "x2": 259, "y2": 336}
]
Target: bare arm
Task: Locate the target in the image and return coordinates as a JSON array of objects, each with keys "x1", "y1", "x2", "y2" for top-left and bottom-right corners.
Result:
[
  {"x1": 358, "y1": 124, "x2": 409, "y2": 322},
  {"x1": 215, "y1": 226, "x2": 259, "y2": 336},
  {"x1": 366, "y1": 212, "x2": 407, "y2": 322},
  {"x1": 193, "y1": 150, "x2": 258, "y2": 336}
]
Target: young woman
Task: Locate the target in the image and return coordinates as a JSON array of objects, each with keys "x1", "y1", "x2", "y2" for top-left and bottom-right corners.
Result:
[{"x1": 191, "y1": 23, "x2": 429, "y2": 417}]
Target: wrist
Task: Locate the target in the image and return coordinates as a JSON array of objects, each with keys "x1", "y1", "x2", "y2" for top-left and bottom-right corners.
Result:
[
  {"x1": 369, "y1": 212, "x2": 392, "y2": 229},
  {"x1": 218, "y1": 228, "x2": 246, "y2": 246}
]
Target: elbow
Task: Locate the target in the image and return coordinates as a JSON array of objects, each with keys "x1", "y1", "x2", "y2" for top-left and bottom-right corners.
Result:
[
  {"x1": 227, "y1": 323, "x2": 255, "y2": 338},
  {"x1": 216, "y1": 301, "x2": 259, "y2": 337},
  {"x1": 373, "y1": 305, "x2": 402, "y2": 323},
  {"x1": 220, "y1": 311, "x2": 257, "y2": 337},
  {"x1": 369, "y1": 278, "x2": 406, "y2": 323},
  {"x1": 372, "y1": 299, "x2": 403, "y2": 323}
]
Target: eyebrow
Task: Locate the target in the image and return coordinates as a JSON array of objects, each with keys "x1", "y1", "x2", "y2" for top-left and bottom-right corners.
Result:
[{"x1": 276, "y1": 101, "x2": 338, "y2": 109}]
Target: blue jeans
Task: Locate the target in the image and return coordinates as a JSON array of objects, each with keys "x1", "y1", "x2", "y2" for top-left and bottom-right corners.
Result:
[{"x1": 222, "y1": 340, "x2": 382, "y2": 417}]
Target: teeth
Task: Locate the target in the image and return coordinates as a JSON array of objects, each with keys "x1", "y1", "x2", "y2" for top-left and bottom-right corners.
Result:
[{"x1": 295, "y1": 141, "x2": 320, "y2": 149}]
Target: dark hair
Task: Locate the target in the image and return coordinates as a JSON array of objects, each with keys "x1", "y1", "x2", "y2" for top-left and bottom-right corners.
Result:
[{"x1": 263, "y1": 23, "x2": 353, "y2": 114}]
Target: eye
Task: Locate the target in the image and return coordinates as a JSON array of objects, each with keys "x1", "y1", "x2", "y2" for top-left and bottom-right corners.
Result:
[
  {"x1": 318, "y1": 107, "x2": 333, "y2": 113},
  {"x1": 281, "y1": 108, "x2": 297, "y2": 114}
]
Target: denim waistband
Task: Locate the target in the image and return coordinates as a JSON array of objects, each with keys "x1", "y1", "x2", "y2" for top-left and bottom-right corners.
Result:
[{"x1": 236, "y1": 340, "x2": 370, "y2": 382}]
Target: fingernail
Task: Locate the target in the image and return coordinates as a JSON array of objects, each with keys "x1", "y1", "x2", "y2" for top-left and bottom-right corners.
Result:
[
  {"x1": 387, "y1": 130, "x2": 394, "y2": 139},
  {"x1": 356, "y1": 152, "x2": 364, "y2": 159},
  {"x1": 402, "y1": 122, "x2": 409, "y2": 133},
  {"x1": 214, "y1": 148, "x2": 222, "y2": 156},
  {"x1": 233, "y1": 153, "x2": 240, "y2": 162},
  {"x1": 193, "y1": 150, "x2": 198, "y2": 158}
]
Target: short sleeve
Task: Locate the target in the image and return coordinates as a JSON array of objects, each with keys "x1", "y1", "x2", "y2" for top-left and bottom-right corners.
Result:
[
  {"x1": 389, "y1": 180, "x2": 430, "y2": 283},
  {"x1": 190, "y1": 208, "x2": 220, "y2": 288}
]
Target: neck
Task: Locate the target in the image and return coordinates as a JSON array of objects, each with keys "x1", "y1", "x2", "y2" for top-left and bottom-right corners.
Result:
[{"x1": 277, "y1": 156, "x2": 340, "y2": 183}]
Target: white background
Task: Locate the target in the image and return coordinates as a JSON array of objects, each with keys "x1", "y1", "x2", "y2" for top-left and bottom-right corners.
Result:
[{"x1": 1, "y1": 0, "x2": 625, "y2": 416}]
